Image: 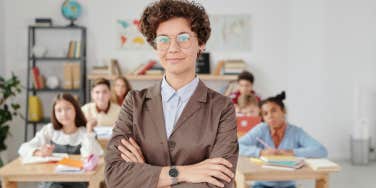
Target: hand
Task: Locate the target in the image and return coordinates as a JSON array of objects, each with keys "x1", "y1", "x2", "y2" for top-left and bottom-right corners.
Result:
[
  {"x1": 86, "y1": 119, "x2": 97, "y2": 133},
  {"x1": 179, "y1": 158, "x2": 234, "y2": 188},
  {"x1": 34, "y1": 144, "x2": 55, "y2": 157},
  {"x1": 117, "y1": 137, "x2": 145, "y2": 163},
  {"x1": 260, "y1": 148, "x2": 279, "y2": 156}
]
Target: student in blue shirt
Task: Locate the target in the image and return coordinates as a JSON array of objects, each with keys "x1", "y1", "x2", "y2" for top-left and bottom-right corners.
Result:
[{"x1": 239, "y1": 91, "x2": 328, "y2": 188}]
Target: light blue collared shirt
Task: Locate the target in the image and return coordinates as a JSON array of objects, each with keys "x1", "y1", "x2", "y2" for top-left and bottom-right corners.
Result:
[
  {"x1": 239, "y1": 122, "x2": 328, "y2": 188},
  {"x1": 161, "y1": 76, "x2": 199, "y2": 138}
]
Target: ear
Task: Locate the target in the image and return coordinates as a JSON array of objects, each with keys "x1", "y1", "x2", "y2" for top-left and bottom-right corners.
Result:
[{"x1": 199, "y1": 44, "x2": 206, "y2": 53}]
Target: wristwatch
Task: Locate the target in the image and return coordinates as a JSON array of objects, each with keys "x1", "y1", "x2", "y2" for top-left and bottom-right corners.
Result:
[{"x1": 168, "y1": 166, "x2": 179, "y2": 185}]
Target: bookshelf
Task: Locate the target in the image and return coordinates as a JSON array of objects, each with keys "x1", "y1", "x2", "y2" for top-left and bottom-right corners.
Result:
[{"x1": 25, "y1": 25, "x2": 87, "y2": 141}]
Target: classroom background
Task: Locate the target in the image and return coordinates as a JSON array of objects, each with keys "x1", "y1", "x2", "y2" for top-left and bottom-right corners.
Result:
[{"x1": 1, "y1": 0, "x2": 376, "y2": 187}]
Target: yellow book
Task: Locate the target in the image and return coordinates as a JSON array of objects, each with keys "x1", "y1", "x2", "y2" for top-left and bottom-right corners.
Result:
[{"x1": 28, "y1": 96, "x2": 43, "y2": 122}]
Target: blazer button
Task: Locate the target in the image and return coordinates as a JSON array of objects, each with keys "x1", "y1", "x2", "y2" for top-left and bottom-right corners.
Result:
[{"x1": 168, "y1": 141, "x2": 176, "y2": 150}]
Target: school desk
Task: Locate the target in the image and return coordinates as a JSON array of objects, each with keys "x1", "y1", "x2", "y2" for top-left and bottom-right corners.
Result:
[
  {"x1": 236, "y1": 156, "x2": 340, "y2": 188},
  {"x1": 0, "y1": 155, "x2": 104, "y2": 188}
]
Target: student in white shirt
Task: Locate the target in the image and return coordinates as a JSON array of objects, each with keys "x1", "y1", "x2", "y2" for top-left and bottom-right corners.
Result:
[{"x1": 18, "y1": 93, "x2": 103, "y2": 188}]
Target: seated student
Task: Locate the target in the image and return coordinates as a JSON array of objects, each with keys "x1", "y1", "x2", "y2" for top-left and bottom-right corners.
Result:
[
  {"x1": 111, "y1": 76, "x2": 132, "y2": 106},
  {"x1": 230, "y1": 71, "x2": 261, "y2": 105},
  {"x1": 81, "y1": 78, "x2": 121, "y2": 127},
  {"x1": 236, "y1": 93, "x2": 260, "y2": 117},
  {"x1": 18, "y1": 93, "x2": 103, "y2": 188},
  {"x1": 238, "y1": 91, "x2": 327, "y2": 188}
]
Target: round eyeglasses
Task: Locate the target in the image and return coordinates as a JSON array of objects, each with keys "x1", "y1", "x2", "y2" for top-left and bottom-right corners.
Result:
[{"x1": 154, "y1": 33, "x2": 196, "y2": 51}]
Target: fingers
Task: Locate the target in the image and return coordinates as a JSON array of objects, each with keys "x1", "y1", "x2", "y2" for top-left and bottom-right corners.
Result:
[
  {"x1": 206, "y1": 177, "x2": 224, "y2": 187},
  {"x1": 207, "y1": 169, "x2": 231, "y2": 183},
  {"x1": 121, "y1": 139, "x2": 144, "y2": 162},
  {"x1": 118, "y1": 144, "x2": 138, "y2": 162},
  {"x1": 208, "y1": 164, "x2": 234, "y2": 180},
  {"x1": 208, "y1": 158, "x2": 233, "y2": 168},
  {"x1": 129, "y1": 138, "x2": 144, "y2": 161}
]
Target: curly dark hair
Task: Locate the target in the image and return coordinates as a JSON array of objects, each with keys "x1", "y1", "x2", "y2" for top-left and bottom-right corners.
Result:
[{"x1": 140, "y1": 0, "x2": 211, "y2": 49}]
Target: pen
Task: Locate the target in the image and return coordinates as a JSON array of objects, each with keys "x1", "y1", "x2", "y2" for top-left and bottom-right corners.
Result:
[{"x1": 256, "y1": 137, "x2": 271, "y2": 149}]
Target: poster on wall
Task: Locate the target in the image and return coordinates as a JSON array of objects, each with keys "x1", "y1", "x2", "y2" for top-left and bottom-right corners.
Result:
[
  {"x1": 116, "y1": 19, "x2": 151, "y2": 50},
  {"x1": 206, "y1": 15, "x2": 251, "y2": 51}
]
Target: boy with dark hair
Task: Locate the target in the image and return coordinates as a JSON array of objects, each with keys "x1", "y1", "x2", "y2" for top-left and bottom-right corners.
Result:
[{"x1": 230, "y1": 71, "x2": 260, "y2": 104}]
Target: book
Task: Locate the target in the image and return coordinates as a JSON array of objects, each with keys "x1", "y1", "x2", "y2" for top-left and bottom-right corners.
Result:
[
  {"x1": 21, "y1": 153, "x2": 68, "y2": 164},
  {"x1": 55, "y1": 164, "x2": 84, "y2": 173},
  {"x1": 260, "y1": 155, "x2": 305, "y2": 169},
  {"x1": 137, "y1": 60, "x2": 157, "y2": 75},
  {"x1": 72, "y1": 63, "x2": 80, "y2": 88},
  {"x1": 58, "y1": 157, "x2": 83, "y2": 169},
  {"x1": 213, "y1": 60, "x2": 225, "y2": 75},
  {"x1": 262, "y1": 164, "x2": 297, "y2": 171},
  {"x1": 31, "y1": 67, "x2": 41, "y2": 89},
  {"x1": 305, "y1": 159, "x2": 341, "y2": 171},
  {"x1": 63, "y1": 63, "x2": 73, "y2": 89},
  {"x1": 94, "y1": 126, "x2": 113, "y2": 139}
]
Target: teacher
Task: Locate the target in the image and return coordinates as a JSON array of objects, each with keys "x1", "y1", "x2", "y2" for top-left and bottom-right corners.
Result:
[{"x1": 105, "y1": 0, "x2": 238, "y2": 187}]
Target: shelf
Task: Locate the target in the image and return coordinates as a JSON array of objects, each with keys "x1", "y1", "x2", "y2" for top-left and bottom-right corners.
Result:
[
  {"x1": 29, "y1": 25, "x2": 86, "y2": 30},
  {"x1": 27, "y1": 117, "x2": 49, "y2": 124},
  {"x1": 28, "y1": 88, "x2": 81, "y2": 92},
  {"x1": 88, "y1": 74, "x2": 237, "y2": 81},
  {"x1": 29, "y1": 57, "x2": 84, "y2": 61}
]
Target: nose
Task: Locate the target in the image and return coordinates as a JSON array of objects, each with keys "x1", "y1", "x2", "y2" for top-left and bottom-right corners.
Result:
[{"x1": 167, "y1": 38, "x2": 180, "y2": 53}]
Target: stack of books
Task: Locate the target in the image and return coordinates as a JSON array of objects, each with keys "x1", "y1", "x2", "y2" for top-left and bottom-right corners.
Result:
[
  {"x1": 131, "y1": 60, "x2": 164, "y2": 75},
  {"x1": 67, "y1": 40, "x2": 82, "y2": 58},
  {"x1": 55, "y1": 157, "x2": 84, "y2": 173},
  {"x1": 260, "y1": 155, "x2": 305, "y2": 171}
]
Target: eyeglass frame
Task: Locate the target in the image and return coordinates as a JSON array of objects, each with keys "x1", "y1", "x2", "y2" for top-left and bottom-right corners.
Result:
[{"x1": 153, "y1": 32, "x2": 198, "y2": 51}]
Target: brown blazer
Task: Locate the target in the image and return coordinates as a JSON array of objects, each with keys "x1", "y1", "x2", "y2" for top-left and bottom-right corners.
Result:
[{"x1": 105, "y1": 80, "x2": 238, "y2": 188}]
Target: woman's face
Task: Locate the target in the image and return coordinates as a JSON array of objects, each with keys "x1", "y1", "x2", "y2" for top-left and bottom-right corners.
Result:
[
  {"x1": 155, "y1": 17, "x2": 205, "y2": 77},
  {"x1": 54, "y1": 99, "x2": 76, "y2": 127},
  {"x1": 261, "y1": 102, "x2": 286, "y2": 129},
  {"x1": 114, "y1": 79, "x2": 127, "y2": 97}
]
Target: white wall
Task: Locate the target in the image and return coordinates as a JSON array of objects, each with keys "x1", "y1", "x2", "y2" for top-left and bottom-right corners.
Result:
[
  {"x1": 0, "y1": 0, "x2": 4, "y2": 75},
  {"x1": 3, "y1": 0, "x2": 376, "y2": 160}
]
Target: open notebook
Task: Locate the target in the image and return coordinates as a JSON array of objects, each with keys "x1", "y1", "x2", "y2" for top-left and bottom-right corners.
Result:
[{"x1": 21, "y1": 153, "x2": 68, "y2": 164}]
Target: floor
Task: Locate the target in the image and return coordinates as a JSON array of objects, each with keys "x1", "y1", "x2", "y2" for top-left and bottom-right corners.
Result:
[{"x1": 16, "y1": 160, "x2": 376, "y2": 188}]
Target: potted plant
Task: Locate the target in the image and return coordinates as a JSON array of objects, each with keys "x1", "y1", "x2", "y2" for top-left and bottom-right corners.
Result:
[{"x1": 0, "y1": 73, "x2": 22, "y2": 166}]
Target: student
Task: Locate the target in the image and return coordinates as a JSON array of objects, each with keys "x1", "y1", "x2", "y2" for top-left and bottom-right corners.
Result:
[
  {"x1": 238, "y1": 91, "x2": 327, "y2": 188},
  {"x1": 18, "y1": 93, "x2": 103, "y2": 188},
  {"x1": 105, "y1": 1, "x2": 238, "y2": 187},
  {"x1": 236, "y1": 93, "x2": 260, "y2": 117},
  {"x1": 230, "y1": 71, "x2": 260, "y2": 104},
  {"x1": 111, "y1": 76, "x2": 132, "y2": 106},
  {"x1": 81, "y1": 78, "x2": 121, "y2": 127}
]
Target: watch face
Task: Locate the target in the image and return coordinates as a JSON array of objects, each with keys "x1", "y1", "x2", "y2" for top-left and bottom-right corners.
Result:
[{"x1": 169, "y1": 168, "x2": 179, "y2": 177}]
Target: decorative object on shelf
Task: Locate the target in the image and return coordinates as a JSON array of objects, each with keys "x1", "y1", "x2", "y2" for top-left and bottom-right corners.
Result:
[
  {"x1": 28, "y1": 96, "x2": 43, "y2": 122},
  {"x1": 46, "y1": 76, "x2": 60, "y2": 89},
  {"x1": 32, "y1": 45, "x2": 48, "y2": 58},
  {"x1": 34, "y1": 18, "x2": 52, "y2": 27},
  {"x1": 0, "y1": 73, "x2": 23, "y2": 166},
  {"x1": 61, "y1": 0, "x2": 82, "y2": 27}
]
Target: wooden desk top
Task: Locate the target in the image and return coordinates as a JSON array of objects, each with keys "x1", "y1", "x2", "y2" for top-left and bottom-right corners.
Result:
[
  {"x1": 0, "y1": 155, "x2": 104, "y2": 182},
  {"x1": 236, "y1": 156, "x2": 340, "y2": 181}
]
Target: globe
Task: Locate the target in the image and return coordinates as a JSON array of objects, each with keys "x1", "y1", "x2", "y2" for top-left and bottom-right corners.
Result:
[{"x1": 61, "y1": 0, "x2": 82, "y2": 26}]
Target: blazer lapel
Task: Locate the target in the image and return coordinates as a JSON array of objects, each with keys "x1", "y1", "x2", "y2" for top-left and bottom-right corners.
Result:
[
  {"x1": 170, "y1": 80, "x2": 208, "y2": 137},
  {"x1": 145, "y1": 82, "x2": 170, "y2": 151}
]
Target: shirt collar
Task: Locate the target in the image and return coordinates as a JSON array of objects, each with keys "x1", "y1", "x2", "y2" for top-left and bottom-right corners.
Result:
[
  {"x1": 96, "y1": 102, "x2": 111, "y2": 114},
  {"x1": 270, "y1": 123, "x2": 287, "y2": 138},
  {"x1": 161, "y1": 75, "x2": 199, "y2": 102}
]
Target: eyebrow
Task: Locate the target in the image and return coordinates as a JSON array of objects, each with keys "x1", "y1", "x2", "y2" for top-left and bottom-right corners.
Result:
[{"x1": 156, "y1": 32, "x2": 191, "y2": 37}]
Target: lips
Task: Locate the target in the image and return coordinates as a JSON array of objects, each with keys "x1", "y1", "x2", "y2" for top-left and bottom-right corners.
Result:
[{"x1": 166, "y1": 58, "x2": 185, "y2": 63}]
